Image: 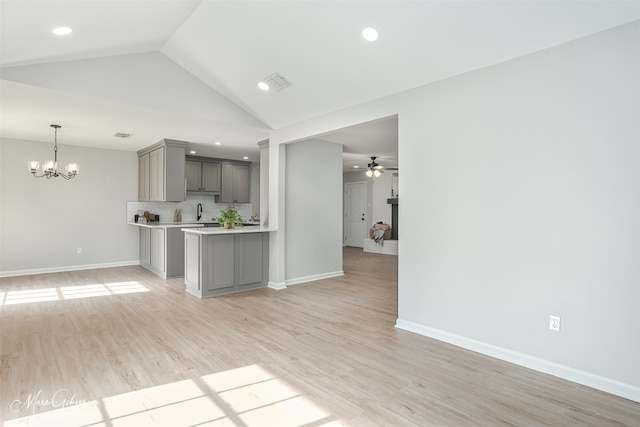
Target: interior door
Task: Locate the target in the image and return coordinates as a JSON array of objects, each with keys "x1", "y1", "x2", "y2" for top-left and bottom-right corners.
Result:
[{"x1": 345, "y1": 182, "x2": 367, "y2": 247}]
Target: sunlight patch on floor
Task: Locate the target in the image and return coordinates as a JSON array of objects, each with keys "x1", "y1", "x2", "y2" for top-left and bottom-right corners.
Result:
[
  {"x1": 0, "y1": 281, "x2": 149, "y2": 306},
  {"x1": 1, "y1": 288, "x2": 59, "y2": 305},
  {"x1": 4, "y1": 364, "x2": 344, "y2": 427}
]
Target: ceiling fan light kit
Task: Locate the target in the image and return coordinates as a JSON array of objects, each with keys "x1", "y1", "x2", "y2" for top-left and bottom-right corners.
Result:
[{"x1": 366, "y1": 156, "x2": 384, "y2": 178}]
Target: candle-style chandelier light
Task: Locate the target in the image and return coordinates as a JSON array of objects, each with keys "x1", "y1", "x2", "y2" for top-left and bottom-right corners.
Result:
[{"x1": 28, "y1": 124, "x2": 79, "y2": 180}]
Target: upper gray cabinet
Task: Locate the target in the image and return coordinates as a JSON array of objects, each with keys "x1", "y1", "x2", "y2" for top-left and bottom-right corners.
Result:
[
  {"x1": 138, "y1": 152, "x2": 150, "y2": 201},
  {"x1": 149, "y1": 146, "x2": 165, "y2": 201},
  {"x1": 220, "y1": 163, "x2": 250, "y2": 203},
  {"x1": 186, "y1": 158, "x2": 221, "y2": 194},
  {"x1": 137, "y1": 140, "x2": 187, "y2": 202}
]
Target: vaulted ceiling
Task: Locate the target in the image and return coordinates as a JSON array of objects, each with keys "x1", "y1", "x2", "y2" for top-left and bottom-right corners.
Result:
[{"x1": 1, "y1": 1, "x2": 639, "y2": 168}]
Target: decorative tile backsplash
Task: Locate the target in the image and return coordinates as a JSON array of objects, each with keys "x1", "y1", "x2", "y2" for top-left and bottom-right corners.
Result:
[{"x1": 126, "y1": 195, "x2": 255, "y2": 224}]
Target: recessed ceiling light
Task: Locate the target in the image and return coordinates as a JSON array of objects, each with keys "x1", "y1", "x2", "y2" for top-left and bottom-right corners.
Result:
[
  {"x1": 243, "y1": 156, "x2": 249, "y2": 160},
  {"x1": 53, "y1": 27, "x2": 72, "y2": 36},
  {"x1": 362, "y1": 27, "x2": 379, "y2": 42},
  {"x1": 258, "y1": 81, "x2": 270, "y2": 91},
  {"x1": 190, "y1": 150, "x2": 196, "y2": 154},
  {"x1": 353, "y1": 165, "x2": 360, "y2": 168},
  {"x1": 214, "y1": 141, "x2": 221, "y2": 145}
]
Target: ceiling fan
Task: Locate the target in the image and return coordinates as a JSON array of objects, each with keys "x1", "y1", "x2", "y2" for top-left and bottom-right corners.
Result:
[
  {"x1": 362, "y1": 156, "x2": 398, "y2": 177},
  {"x1": 366, "y1": 156, "x2": 385, "y2": 177}
]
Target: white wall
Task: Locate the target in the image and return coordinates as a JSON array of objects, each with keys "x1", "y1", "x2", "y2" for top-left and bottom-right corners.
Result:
[
  {"x1": 398, "y1": 20, "x2": 640, "y2": 394},
  {"x1": 0, "y1": 138, "x2": 138, "y2": 276},
  {"x1": 269, "y1": 21, "x2": 640, "y2": 401},
  {"x1": 285, "y1": 139, "x2": 343, "y2": 284}
]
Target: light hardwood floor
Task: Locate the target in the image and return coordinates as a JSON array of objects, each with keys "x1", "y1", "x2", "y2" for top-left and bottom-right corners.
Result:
[{"x1": 1, "y1": 247, "x2": 639, "y2": 426}]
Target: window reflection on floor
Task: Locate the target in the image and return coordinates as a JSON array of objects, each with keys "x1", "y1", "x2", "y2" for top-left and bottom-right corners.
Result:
[
  {"x1": 5, "y1": 365, "x2": 344, "y2": 427},
  {"x1": 0, "y1": 281, "x2": 149, "y2": 306}
]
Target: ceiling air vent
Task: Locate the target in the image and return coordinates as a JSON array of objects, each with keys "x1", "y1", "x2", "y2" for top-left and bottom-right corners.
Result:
[
  {"x1": 114, "y1": 132, "x2": 133, "y2": 138},
  {"x1": 262, "y1": 72, "x2": 293, "y2": 92}
]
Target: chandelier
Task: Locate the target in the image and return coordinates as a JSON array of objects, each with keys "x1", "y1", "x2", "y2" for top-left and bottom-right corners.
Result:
[{"x1": 28, "y1": 124, "x2": 79, "y2": 179}]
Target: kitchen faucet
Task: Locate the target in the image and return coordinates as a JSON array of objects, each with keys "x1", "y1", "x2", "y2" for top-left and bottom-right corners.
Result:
[{"x1": 197, "y1": 203, "x2": 203, "y2": 221}]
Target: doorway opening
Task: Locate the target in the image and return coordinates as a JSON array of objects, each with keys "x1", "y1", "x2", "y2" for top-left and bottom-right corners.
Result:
[{"x1": 344, "y1": 182, "x2": 367, "y2": 248}]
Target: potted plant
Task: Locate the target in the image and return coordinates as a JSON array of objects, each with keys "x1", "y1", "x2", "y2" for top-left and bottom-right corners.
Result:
[{"x1": 216, "y1": 207, "x2": 244, "y2": 229}]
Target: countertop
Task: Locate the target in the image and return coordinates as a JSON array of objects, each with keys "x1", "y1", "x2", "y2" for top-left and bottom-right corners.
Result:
[
  {"x1": 128, "y1": 221, "x2": 205, "y2": 229},
  {"x1": 128, "y1": 221, "x2": 262, "y2": 229},
  {"x1": 181, "y1": 225, "x2": 274, "y2": 235}
]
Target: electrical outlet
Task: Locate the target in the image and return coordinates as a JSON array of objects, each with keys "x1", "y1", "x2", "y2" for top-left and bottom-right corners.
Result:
[
  {"x1": 549, "y1": 315, "x2": 561, "y2": 332},
  {"x1": 77, "y1": 247, "x2": 83, "y2": 255}
]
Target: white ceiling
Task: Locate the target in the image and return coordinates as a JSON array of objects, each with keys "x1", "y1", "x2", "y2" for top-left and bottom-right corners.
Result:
[{"x1": 1, "y1": 1, "x2": 639, "y2": 169}]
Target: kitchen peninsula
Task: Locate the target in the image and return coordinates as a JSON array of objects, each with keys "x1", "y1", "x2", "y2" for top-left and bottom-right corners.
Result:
[{"x1": 182, "y1": 226, "x2": 272, "y2": 298}]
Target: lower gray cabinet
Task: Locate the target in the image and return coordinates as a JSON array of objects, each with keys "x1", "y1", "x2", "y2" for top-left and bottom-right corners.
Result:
[
  {"x1": 150, "y1": 228, "x2": 165, "y2": 273},
  {"x1": 140, "y1": 227, "x2": 185, "y2": 279},
  {"x1": 236, "y1": 233, "x2": 264, "y2": 286},
  {"x1": 140, "y1": 228, "x2": 151, "y2": 266},
  {"x1": 184, "y1": 232, "x2": 268, "y2": 298},
  {"x1": 184, "y1": 232, "x2": 200, "y2": 295},
  {"x1": 204, "y1": 234, "x2": 235, "y2": 292}
]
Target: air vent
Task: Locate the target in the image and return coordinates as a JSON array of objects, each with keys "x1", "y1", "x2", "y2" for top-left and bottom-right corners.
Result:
[
  {"x1": 114, "y1": 132, "x2": 132, "y2": 138},
  {"x1": 262, "y1": 72, "x2": 293, "y2": 92}
]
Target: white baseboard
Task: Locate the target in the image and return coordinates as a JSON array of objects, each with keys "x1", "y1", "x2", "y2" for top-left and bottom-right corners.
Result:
[
  {"x1": 363, "y1": 238, "x2": 398, "y2": 255},
  {"x1": 395, "y1": 318, "x2": 640, "y2": 404},
  {"x1": 268, "y1": 281, "x2": 287, "y2": 290},
  {"x1": 286, "y1": 270, "x2": 344, "y2": 286},
  {"x1": 0, "y1": 261, "x2": 140, "y2": 278}
]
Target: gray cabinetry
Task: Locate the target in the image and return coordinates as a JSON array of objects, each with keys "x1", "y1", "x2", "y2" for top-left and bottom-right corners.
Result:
[
  {"x1": 203, "y1": 234, "x2": 235, "y2": 292},
  {"x1": 149, "y1": 146, "x2": 164, "y2": 201},
  {"x1": 185, "y1": 160, "x2": 200, "y2": 192},
  {"x1": 139, "y1": 227, "x2": 185, "y2": 279},
  {"x1": 186, "y1": 158, "x2": 221, "y2": 194},
  {"x1": 150, "y1": 227, "x2": 165, "y2": 272},
  {"x1": 139, "y1": 227, "x2": 150, "y2": 266},
  {"x1": 220, "y1": 163, "x2": 249, "y2": 203},
  {"x1": 184, "y1": 232, "x2": 200, "y2": 294},
  {"x1": 236, "y1": 233, "x2": 264, "y2": 286},
  {"x1": 138, "y1": 153, "x2": 150, "y2": 201},
  {"x1": 137, "y1": 139, "x2": 187, "y2": 202},
  {"x1": 184, "y1": 232, "x2": 268, "y2": 298},
  {"x1": 203, "y1": 163, "x2": 221, "y2": 193}
]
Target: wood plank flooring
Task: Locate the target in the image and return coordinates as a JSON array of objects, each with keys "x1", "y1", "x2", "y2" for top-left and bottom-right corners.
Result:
[{"x1": 1, "y1": 247, "x2": 639, "y2": 426}]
